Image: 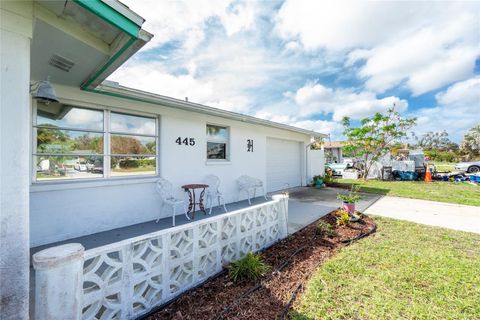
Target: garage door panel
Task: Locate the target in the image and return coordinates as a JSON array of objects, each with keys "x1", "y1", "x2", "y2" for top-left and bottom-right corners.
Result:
[{"x1": 266, "y1": 138, "x2": 302, "y2": 192}]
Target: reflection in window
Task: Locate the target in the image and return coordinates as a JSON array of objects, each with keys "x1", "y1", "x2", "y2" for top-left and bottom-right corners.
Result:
[
  {"x1": 110, "y1": 112, "x2": 156, "y2": 135},
  {"x1": 34, "y1": 103, "x2": 158, "y2": 181},
  {"x1": 37, "y1": 102, "x2": 103, "y2": 130},
  {"x1": 110, "y1": 135, "x2": 156, "y2": 155},
  {"x1": 110, "y1": 156, "x2": 156, "y2": 177},
  {"x1": 34, "y1": 102, "x2": 104, "y2": 180},
  {"x1": 109, "y1": 113, "x2": 157, "y2": 177},
  {"x1": 36, "y1": 129, "x2": 103, "y2": 154},
  {"x1": 206, "y1": 125, "x2": 228, "y2": 160},
  {"x1": 36, "y1": 155, "x2": 103, "y2": 180}
]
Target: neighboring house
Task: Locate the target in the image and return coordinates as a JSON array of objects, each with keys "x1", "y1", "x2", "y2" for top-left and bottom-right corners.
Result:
[
  {"x1": 0, "y1": 1, "x2": 326, "y2": 318},
  {"x1": 324, "y1": 141, "x2": 344, "y2": 163}
]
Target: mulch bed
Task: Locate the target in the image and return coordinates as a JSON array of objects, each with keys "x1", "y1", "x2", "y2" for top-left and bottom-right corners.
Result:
[{"x1": 145, "y1": 210, "x2": 376, "y2": 320}]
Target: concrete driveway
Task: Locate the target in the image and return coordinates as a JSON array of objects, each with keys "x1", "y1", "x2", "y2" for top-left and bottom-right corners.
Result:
[
  {"x1": 285, "y1": 187, "x2": 381, "y2": 234},
  {"x1": 365, "y1": 196, "x2": 480, "y2": 234}
]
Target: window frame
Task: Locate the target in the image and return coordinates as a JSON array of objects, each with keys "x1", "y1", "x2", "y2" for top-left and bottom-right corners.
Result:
[
  {"x1": 206, "y1": 123, "x2": 230, "y2": 162},
  {"x1": 32, "y1": 100, "x2": 160, "y2": 184}
]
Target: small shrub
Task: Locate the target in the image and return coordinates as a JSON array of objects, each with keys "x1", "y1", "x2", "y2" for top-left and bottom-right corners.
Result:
[
  {"x1": 119, "y1": 158, "x2": 140, "y2": 168},
  {"x1": 316, "y1": 221, "x2": 337, "y2": 237},
  {"x1": 137, "y1": 158, "x2": 156, "y2": 167},
  {"x1": 336, "y1": 209, "x2": 351, "y2": 226},
  {"x1": 228, "y1": 252, "x2": 270, "y2": 282}
]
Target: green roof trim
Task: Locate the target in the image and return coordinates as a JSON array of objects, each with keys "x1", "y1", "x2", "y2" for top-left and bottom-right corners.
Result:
[
  {"x1": 81, "y1": 36, "x2": 136, "y2": 89},
  {"x1": 73, "y1": 0, "x2": 139, "y2": 38}
]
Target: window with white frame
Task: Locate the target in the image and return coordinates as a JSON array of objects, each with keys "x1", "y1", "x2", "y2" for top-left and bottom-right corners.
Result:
[
  {"x1": 33, "y1": 101, "x2": 157, "y2": 181},
  {"x1": 206, "y1": 124, "x2": 229, "y2": 160}
]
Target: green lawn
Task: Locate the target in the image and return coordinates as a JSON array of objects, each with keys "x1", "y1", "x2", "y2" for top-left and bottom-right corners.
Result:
[
  {"x1": 292, "y1": 217, "x2": 480, "y2": 320},
  {"x1": 432, "y1": 161, "x2": 456, "y2": 173},
  {"x1": 333, "y1": 179, "x2": 480, "y2": 206}
]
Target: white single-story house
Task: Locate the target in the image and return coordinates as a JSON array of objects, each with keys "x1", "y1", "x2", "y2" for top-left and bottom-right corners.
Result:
[
  {"x1": 0, "y1": 1, "x2": 326, "y2": 318},
  {"x1": 324, "y1": 141, "x2": 344, "y2": 163}
]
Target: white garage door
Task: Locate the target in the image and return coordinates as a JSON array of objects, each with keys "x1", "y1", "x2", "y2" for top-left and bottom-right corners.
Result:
[{"x1": 266, "y1": 138, "x2": 302, "y2": 192}]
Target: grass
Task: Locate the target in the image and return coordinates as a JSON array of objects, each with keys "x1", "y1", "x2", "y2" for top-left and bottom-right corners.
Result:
[
  {"x1": 432, "y1": 161, "x2": 456, "y2": 173},
  {"x1": 111, "y1": 166, "x2": 155, "y2": 173},
  {"x1": 333, "y1": 179, "x2": 480, "y2": 207},
  {"x1": 292, "y1": 217, "x2": 480, "y2": 320}
]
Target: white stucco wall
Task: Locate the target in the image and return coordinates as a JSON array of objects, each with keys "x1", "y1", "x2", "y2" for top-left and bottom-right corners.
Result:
[
  {"x1": 1, "y1": 1, "x2": 33, "y2": 318},
  {"x1": 307, "y1": 149, "x2": 325, "y2": 182},
  {"x1": 30, "y1": 85, "x2": 313, "y2": 247}
]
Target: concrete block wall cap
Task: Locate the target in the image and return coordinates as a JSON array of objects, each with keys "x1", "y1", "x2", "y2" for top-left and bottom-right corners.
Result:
[
  {"x1": 33, "y1": 243, "x2": 85, "y2": 269},
  {"x1": 272, "y1": 194, "x2": 289, "y2": 200}
]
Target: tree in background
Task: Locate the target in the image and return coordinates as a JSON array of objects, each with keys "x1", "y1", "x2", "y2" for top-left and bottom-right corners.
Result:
[
  {"x1": 460, "y1": 124, "x2": 480, "y2": 160},
  {"x1": 413, "y1": 130, "x2": 459, "y2": 162},
  {"x1": 414, "y1": 131, "x2": 458, "y2": 151},
  {"x1": 342, "y1": 107, "x2": 416, "y2": 180},
  {"x1": 309, "y1": 137, "x2": 323, "y2": 150}
]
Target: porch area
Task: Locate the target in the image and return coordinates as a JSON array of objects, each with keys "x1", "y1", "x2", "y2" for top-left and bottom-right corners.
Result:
[
  {"x1": 29, "y1": 187, "x2": 381, "y2": 319},
  {"x1": 30, "y1": 186, "x2": 381, "y2": 255}
]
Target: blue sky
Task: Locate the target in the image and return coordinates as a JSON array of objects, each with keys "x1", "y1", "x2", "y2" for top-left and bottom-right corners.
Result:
[{"x1": 110, "y1": 1, "x2": 480, "y2": 142}]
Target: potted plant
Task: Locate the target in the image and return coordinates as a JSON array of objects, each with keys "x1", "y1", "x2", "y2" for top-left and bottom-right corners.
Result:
[
  {"x1": 336, "y1": 185, "x2": 361, "y2": 215},
  {"x1": 311, "y1": 175, "x2": 324, "y2": 188}
]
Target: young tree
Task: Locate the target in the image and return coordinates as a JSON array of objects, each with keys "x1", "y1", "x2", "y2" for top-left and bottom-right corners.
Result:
[
  {"x1": 460, "y1": 124, "x2": 480, "y2": 159},
  {"x1": 342, "y1": 107, "x2": 416, "y2": 180}
]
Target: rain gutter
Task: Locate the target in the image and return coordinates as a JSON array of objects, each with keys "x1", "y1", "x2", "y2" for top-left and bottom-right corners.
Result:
[{"x1": 72, "y1": 0, "x2": 152, "y2": 90}]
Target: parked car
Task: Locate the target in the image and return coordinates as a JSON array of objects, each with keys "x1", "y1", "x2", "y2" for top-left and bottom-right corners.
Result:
[
  {"x1": 454, "y1": 161, "x2": 480, "y2": 173},
  {"x1": 74, "y1": 161, "x2": 87, "y2": 171},
  {"x1": 327, "y1": 162, "x2": 349, "y2": 176},
  {"x1": 86, "y1": 158, "x2": 103, "y2": 174}
]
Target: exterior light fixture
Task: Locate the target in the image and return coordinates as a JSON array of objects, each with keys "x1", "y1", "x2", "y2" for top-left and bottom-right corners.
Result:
[{"x1": 30, "y1": 78, "x2": 59, "y2": 104}]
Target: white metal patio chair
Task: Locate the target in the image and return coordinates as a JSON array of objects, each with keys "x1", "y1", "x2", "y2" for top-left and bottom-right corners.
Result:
[
  {"x1": 156, "y1": 178, "x2": 187, "y2": 226},
  {"x1": 203, "y1": 174, "x2": 228, "y2": 215},
  {"x1": 236, "y1": 175, "x2": 268, "y2": 205}
]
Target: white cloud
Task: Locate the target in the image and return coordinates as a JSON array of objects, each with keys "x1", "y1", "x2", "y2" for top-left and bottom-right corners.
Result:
[
  {"x1": 275, "y1": 1, "x2": 424, "y2": 51},
  {"x1": 291, "y1": 82, "x2": 407, "y2": 121},
  {"x1": 291, "y1": 119, "x2": 343, "y2": 137},
  {"x1": 110, "y1": 32, "x2": 288, "y2": 114},
  {"x1": 254, "y1": 111, "x2": 293, "y2": 124},
  {"x1": 120, "y1": 0, "x2": 257, "y2": 51},
  {"x1": 435, "y1": 76, "x2": 480, "y2": 107},
  {"x1": 254, "y1": 111, "x2": 341, "y2": 137},
  {"x1": 351, "y1": 20, "x2": 479, "y2": 95},
  {"x1": 276, "y1": 1, "x2": 480, "y2": 95},
  {"x1": 411, "y1": 77, "x2": 480, "y2": 141},
  {"x1": 220, "y1": 2, "x2": 257, "y2": 36}
]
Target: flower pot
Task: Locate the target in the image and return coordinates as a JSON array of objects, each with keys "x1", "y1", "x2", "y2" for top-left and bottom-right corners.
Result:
[
  {"x1": 342, "y1": 202, "x2": 355, "y2": 215},
  {"x1": 314, "y1": 179, "x2": 323, "y2": 189}
]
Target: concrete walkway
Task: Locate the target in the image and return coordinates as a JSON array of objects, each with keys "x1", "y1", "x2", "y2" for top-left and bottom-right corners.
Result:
[
  {"x1": 364, "y1": 196, "x2": 480, "y2": 234},
  {"x1": 286, "y1": 187, "x2": 381, "y2": 234}
]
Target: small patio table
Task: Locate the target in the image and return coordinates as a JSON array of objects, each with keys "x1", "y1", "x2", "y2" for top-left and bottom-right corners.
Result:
[{"x1": 181, "y1": 184, "x2": 209, "y2": 220}]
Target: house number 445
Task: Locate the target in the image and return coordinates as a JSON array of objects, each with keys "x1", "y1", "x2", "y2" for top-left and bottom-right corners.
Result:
[{"x1": 176, "y1": 137, "x2": 196, "y2": 146}]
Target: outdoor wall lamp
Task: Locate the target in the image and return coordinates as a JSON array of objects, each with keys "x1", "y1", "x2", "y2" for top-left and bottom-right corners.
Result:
[{"x1": 30, "y1": 78, "x2": 59, "y2": 104}]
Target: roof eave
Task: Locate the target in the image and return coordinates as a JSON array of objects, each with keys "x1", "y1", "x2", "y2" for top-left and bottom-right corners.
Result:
[{"x1": 89, "y1": 83, "x2": 327, "y2": 138}]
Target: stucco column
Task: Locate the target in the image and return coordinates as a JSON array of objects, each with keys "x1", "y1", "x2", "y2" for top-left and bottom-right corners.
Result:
[
  {"x1": 32, "y1": 243, "x2": 85, "y2": 320},
  {"x1": 0, "y1": 1, "x2": 33, "y2": 319}
]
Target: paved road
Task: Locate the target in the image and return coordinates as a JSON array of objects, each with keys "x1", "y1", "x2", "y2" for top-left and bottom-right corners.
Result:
[{"x1": 364, "y1": 196, "x2": 480, "y2": 234}]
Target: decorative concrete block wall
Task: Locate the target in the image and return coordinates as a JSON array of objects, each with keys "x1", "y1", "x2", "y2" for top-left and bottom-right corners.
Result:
[{"x1": 33, "y1": 195, "x2": 288, "y2": 320}]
